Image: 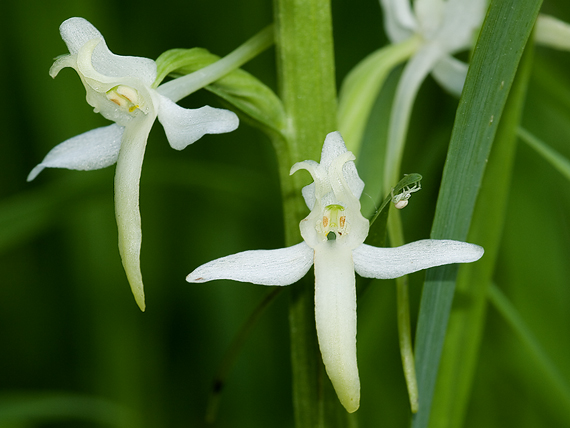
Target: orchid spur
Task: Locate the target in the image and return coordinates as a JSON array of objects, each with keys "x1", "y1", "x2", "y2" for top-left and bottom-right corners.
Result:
[
  {"x1": 186, "y1": 131, "x2": 484, "y2": 413},
  {"x1": 28, "y1": 18, "x2": 239, "y2": 311}
]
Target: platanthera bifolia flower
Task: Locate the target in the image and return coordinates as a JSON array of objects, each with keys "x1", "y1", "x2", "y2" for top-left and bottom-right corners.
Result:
[
  {"x1": 186, "y1": 131, "x2": 484, "y2": 413},
  {"x1": 381, "y1": 0, "x2": 487, "y2": 97},
  {"x1": 28, "y1": 17, "x2": 239, "y2": 311}
]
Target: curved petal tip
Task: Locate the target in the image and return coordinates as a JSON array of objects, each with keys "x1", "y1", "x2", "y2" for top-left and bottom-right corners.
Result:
[{"x1": 27, "y1": 165, "x2": 45, "y2": 182}]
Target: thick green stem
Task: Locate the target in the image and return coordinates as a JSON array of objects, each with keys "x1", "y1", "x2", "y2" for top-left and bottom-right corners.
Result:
[{"x1": 273, "y1": 0, "x2": 349, "y2": 426}]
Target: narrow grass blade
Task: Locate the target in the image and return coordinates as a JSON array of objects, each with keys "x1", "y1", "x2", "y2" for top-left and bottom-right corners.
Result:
[
  {"x1": 517, "y1": 127, "x2": 570, "y2": 181},
  {"x1": 412, "y1": 1, "x2": 542, "y2": 427},
  {"x1": 429, "y1": 30, "x2": 535, "y2": 428}
]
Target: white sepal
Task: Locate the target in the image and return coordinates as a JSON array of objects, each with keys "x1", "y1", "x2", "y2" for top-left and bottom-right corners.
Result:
[
  {"x1": 434, "y1": 0, "x2": 487, "y2": 53},
  {"x1": 353, "y1": 239, "x2": 484, "y2": 279},
  {"x1": 27, "y1": 124, "x2": 124, "y2": 181},
  {"x1": 294, "y1": 132, "x2": 365, "y2": 211},
  {"x1": 414, "y1": 0, "x2": 445, "y2": 39},
  {"x1": 59, "y1": 17, "x2": 157, "y2": 86},
  {"x1": 186, "y1": 242, "x2": 314, "y2": 286},
  {"x1": 380, "y1": 0, "x2": 417, "y2": 43}
]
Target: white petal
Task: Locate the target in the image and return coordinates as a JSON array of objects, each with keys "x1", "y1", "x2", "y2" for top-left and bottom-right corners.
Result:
[
  {"x1": 49, "y1": 54, "x2": 78, "y2": 79},
  {"x1": 435, "y1": 0, "x2": 487, "y2": 53},
  {"x1": 186, "y1": 242, "x2": 314, "y2": 286},
  {"x1": 157, "y1": 95, "x2": 239, "y2": 151},
  {"x1": 59, "y1": 17, "x2": 157, "y2": 86},
  {"x1": 414, "y1": 0, "x2": 445, "y2": 38},
  {"x1": 290, "y1": 159, "x2": 328, "y2": 211},
  {"x1": 431, "y1": 55, "x2": 468, "y2": 97},
  {"x1": 535, "y1": 14, "x2": 570, "y2": 51},
  {"x1": 325, "y1": 133, "x2": 365, "y2": 201},
  {"x1": 319, "y1": 131, "x2": 351, "y2": 167},
  {"x1": 313, "y1": 242, "x2": 360, "y2": 413},
  {"x1": 27, "y1": 124, "x2": 124, "y2": 181},
  {"x1": 353, "y1": 240, "x2": 484, "y2": 279},
  {"x1": 379, "y1": 0, "x2": 417, "y2": 42},
  {"x1": 114, "y1": 115, "x2": 155, "y2": 311}
]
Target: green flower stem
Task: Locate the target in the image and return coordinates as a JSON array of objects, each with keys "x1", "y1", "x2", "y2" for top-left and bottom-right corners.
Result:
[
  {"x1": 379, "y1": 43, "x2": 441, "y2": 404},
  {"x1": 365, "y1": 175, "x2": 423, "y2": 413},
  {"x1": 387, "y1": 210, "x2": 419, "y2": 414},
  {"x1": 396, "y1": 275, "x2": 418, "y2": 413},
  {"x1": 273, "y1": 0, "x2": 350, "y2": 426},
  {"x1": 156, "y1": 25, "x2": 274, "y2": 101}
]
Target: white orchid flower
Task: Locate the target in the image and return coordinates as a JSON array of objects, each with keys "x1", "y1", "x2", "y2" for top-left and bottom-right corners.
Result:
[
  {"x1": 186, "y1": 131, "x2": 484, "y2": 413},
  {"x1": 381, "y1": 0, "x2": 487, "y2": 97},
  {"x1": 379, "y1": 0, "x2": 487, "y2": 199},
  {"x1": 28, "y1": 18, "x2": 239, "y2": 311}
]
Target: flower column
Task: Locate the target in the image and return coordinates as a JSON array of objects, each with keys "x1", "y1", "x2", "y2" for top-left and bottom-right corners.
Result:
[{"x1": 273, "y1": 0, "x2": 342, "y2": 425}]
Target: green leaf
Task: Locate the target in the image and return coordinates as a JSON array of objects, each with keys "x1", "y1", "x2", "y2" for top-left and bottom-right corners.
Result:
[
  {"x1": 155, "y1": 47, "x2": 286, "y2": 136},
  {"x1": 412, "y1": 1, "x2": 543, "y2": 427},
  {"x1": 154, "y1": 47, "x2": 215, "y2": 85},
  {"x1": 429, "y1": 27, "x2": 535, "y2": 428}
]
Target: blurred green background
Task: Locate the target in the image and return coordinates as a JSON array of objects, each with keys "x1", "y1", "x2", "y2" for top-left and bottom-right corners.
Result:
[{"x1": 1, "y1": 0, "x2": 570, "y2": 427}]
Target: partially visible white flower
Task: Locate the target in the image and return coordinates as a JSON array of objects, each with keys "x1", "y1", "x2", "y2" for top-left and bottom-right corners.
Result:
[
  {"x1": 28, "y1": 18, "x2": 239, "y2": 311},
  {"x1": 535, "y1": 14, "x2": 570, "y2": 51},
  {"x1": 186, "y1": 131, "x2": 484, "y2": 413},
  {"x1": 381, "y1": 0, "x2": 487, "y2": 96},
  {"x1": 379, "y1": 0, "x2": 487, "y2": 197}
]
